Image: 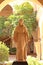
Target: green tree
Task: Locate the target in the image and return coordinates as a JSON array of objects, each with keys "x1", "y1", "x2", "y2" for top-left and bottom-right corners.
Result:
[
  {"x1": 0, "y1": 16, "x2": 14, "y2": 40},
  {"x1": 11, "y1": 2, "x2": 38, "y2": 37}
]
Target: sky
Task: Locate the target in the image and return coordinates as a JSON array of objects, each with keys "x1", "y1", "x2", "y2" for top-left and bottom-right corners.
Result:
[
  {"x1": 9, "y1": 0, "x2": 35, "y2": 11},
  {"x1": 0, "y1": 0, "x2": 42, "y2": 12}
]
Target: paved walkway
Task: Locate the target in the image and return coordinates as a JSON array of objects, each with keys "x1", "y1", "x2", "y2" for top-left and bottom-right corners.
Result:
[
  {"x1": 9, "y1": 55, "x2": 43, "y2": 63},
  {"x1": 9, "y1": 55, "x2": 16, "y2": 61}
]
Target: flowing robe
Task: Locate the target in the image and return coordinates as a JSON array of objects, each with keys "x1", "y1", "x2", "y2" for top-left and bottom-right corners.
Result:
[{"x1": 13, "y1": 24, "x2": 29, "y2": 61}]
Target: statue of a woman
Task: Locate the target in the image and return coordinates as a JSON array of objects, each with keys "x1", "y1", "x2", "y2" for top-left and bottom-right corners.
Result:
[{"x1": 13, "y1": 19, "x2": 29, "y2": 61}]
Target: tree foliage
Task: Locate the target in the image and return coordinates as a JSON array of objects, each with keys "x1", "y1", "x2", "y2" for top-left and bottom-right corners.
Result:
[
  {"x1": 0, "y1": 16, "x2": 14, "y2": 38},
  {"x1": 11, "y1": 2, "x2": 38, "y2": 36},
  {"x1": 0, "y1": 2, "x2": 38, "y2": 38},
  {"x1": 14, "y1": 2, "x2": 33, "y2": 15}
]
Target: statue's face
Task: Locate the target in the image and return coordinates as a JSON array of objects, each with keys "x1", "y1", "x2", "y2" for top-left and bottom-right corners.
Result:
[{"x1": 19, "y1": 19, "x2": 24, "y2": 25}]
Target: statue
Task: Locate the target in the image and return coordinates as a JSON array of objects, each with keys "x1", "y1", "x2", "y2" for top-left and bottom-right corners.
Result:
[{"x1": 13, "y1": 19, "x2": 29, "y2": 61}]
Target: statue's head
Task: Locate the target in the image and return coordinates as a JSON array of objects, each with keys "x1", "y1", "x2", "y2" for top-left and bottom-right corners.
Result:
[{"x1": 19, "y1": 18, "x2": 24, "y2": 25}]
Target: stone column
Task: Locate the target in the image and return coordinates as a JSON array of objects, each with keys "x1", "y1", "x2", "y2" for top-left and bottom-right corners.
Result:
[
  {"x1": 33, "y1": 27, "x2": 41, "y2": 60},
  {"x1": 34, "y1": 40, "x2": 41, "y2": 60},
  {"x1": 39, "y1": 21, "x2": 43, "y2": 60}
]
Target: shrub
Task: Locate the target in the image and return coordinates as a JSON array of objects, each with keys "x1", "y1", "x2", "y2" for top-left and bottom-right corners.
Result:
[
  {"x1": 0, "y1": 41, "x2": 9, "y2": 62},
  {"x1": 26, "y1": 56, "x2": 41, "y2": 65}
]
